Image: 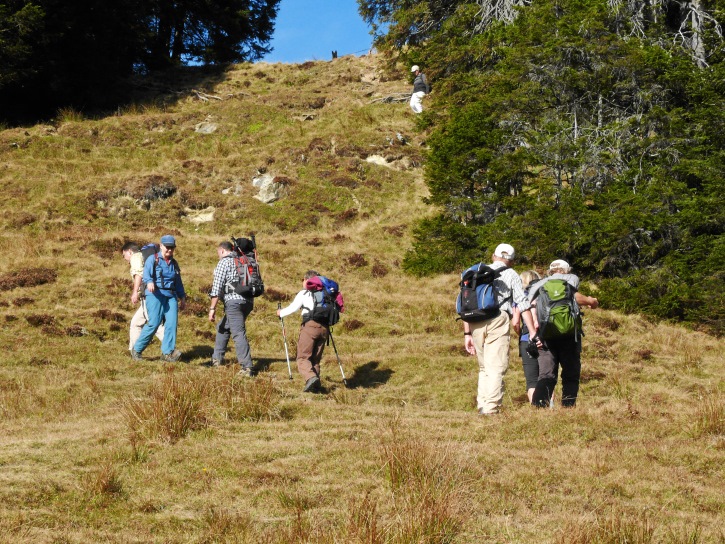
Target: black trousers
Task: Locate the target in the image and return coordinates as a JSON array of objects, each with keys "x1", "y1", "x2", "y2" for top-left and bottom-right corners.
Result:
[{"x1": 531, "y1": 336, "x2": 581, "y2": 407}]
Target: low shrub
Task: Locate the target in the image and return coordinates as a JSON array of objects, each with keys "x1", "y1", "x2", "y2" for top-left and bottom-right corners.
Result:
[{"x1": 0, "y1": 268, "x2": 58, "y2": 291}]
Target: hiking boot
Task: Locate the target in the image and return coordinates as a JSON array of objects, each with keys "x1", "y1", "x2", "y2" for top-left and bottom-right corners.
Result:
[
  {"x1": 478, "y1": 408, "x2": 500, "y2": 416},
  {"x1": 237, "y1": 367, "x2": 253, "y2": 378},
  {"x1": 160, "y1": 349, "x2": 182, "y2": 363},
  {"x1": 303, "y1": 376, "x2": 320, "y2": 393},
  {"x1": 130, "y1": 350, "x2": 143, "y2": 361},
  {"x1": 211, "y1": 358, "x2": 222, "y2": 367}
]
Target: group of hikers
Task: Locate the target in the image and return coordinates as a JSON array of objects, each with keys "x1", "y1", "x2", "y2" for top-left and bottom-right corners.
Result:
[
  {"x1": 120, "y1": 237, "x2": 598, "y2": 409},
  {"x1": 120, "y1": 235, "x2": 343, "y2": 393}
]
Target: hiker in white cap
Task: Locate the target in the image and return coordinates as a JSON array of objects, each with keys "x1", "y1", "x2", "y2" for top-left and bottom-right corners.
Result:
[
  {"x1": 459, "y1": 243, "x2": 537, "y2": 415},
  {"x1": 409, "y1": 65, "x2": 430, "y2": 114}
]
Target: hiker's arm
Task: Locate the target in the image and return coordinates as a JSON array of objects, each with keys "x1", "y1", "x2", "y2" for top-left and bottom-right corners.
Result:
[
  {"x1": 521, "y1": 309, "x2": 539, "y2": 346},
  {"x1": 575, "y1": 292, "x2": 599, "y2": 309},
  {"x1": 131, "y1": 274, "x2": 142, "y2": 304},
  {"x1": 209, "y1": 296, "x2": 219, "y2": 322},
  {"x1": 277, "y1": 291, "x2": 305, "y2": 318},
  {"x1": 511, "y1": 306, "x2": 521, "y2": 335},
  {"x1": 463, "y1": 323, "x2": 476, "y2": 355}
]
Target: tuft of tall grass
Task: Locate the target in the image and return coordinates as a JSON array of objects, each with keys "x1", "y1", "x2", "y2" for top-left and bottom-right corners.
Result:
[
  {"x1": 690, "y1": 392, "x2": 724, "y2": 437},
  {"x1": 82, "y1": 459, "x2": 125, "y2": 500},
  {"x1": 122, "y1": 367, "x2": 209, "y2": 443},
  {"x1": 201, "y1": 507, "x2": 252, "y2": 543},
  {"x1": 556, "y1": 510, "x2": 655, "y2": 544},
  {"x1": 378, "y1": 417, "x2": 472, "y2": 543},
  {"x1": 56, "y1": 107, "x2": 85, "y2": 123},
  {"x1": 210, "y1": 368, "x2": 281, "y2": 421}
]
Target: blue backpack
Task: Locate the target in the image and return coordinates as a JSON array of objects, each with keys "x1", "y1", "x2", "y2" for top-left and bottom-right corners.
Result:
[
  {"x1": 456, "y1": 264, "x2": 508, "y2": 322},
  {"x1": 305, "y1": 276, "x2": 342, "y2": 326}
]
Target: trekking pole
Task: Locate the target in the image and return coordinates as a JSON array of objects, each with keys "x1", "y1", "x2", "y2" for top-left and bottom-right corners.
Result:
[
  {"x1": 328, "y1": 329, "x2": 348, "y2": 387},
  {"x1": 278, "y1": 303, "x2": 293, "y2": 380}
]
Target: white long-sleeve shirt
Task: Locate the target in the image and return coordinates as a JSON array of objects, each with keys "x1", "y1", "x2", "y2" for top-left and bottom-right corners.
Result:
[{"x1": 279, "y1": 290, "x2": 314, "y2": 319}]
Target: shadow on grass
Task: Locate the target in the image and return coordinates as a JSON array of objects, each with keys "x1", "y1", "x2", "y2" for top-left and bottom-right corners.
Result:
[{"x1": 346, "y1": 361, "x2": 394, "y2": 389}]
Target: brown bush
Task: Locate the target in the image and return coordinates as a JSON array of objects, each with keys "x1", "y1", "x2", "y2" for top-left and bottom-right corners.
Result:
[
  {"x1": 307, "y1": 137, "x2": 329, "y2": 152},
  {"x1": 109, "y1": 323, "x2": 121, "y2": 332},
  {"x1": 0, "y1": 301, "x2": 7, "y2": 307},
  {"x1": 383, "y1": 224, "x2": 407, "y2": 237},
  {"x1": 332, "y1": 177, "x2": 358, "y2": 189},
  {"x1": 5, "y1": 315, "x2": 18, "y2": 322},
  {"x1": 253, "y1": 71, "x2": 266, "y2": 79},
  {"x1": 264, "y1": 288, "x2": 290, "y2": 302},
  {"x1": 342, "y1": 319, "x2": 365, "y2": 332},
  {"x1": 346, "y1": 253, "x2": 368, "y2": 268},
  {"x1": 65, "y1": 325, "x2": 87, "y2": 337},
  {"x1": 596, "y1": 316, "x2": 621, "y2": 331},
  {"x1": 184, "y1": 298, "x2": 207, "y2": 318},
  {"x1": 332, "y1": 234, "x2": 348, "y2": 242},
  {"x1": 306, "y1": 238, "x2": 323, "y2": 247},
  {"x1": 308, "y1": 97, "x2": 326, "y2": 110},
  {"x1": 41, "y1": 325, "x2": 63, "y2": 336},
  {"x1": 371, "y1": 263, "x2": 389, "y2": 278},
  {"x1": 87, "y1": 237, "x2": 125, "y2": 259},
  {"x1": 26, "y1": 314, "x2": 56, "y2": 327},
  {"x1": 28, "y1": 357, "x2": 52, "y2": 366},
  {"x1": 633, "y1": 349, "x2": 654, "y2": 361},
  {"x1": 92, "y1": 309, "x2": 125, "y2": 323},
  {"x1": 9, "y1": 213, "x2": 36, "y2": 228},
  {"x1": 299, "y1": 61, "x2": 316, "y2": 70},
  {"x1": 0, "y1": 268, "x2": 58, "y2": 291},
  {"x1": 196, "y1": 329, "x2": 215, "y2": 341},
  {"x1": 336, "y1": 209, "x2": 358, "y2": 224},
  {"x1": 12, "y1": 297, "x2": 34, "y2": 307}
]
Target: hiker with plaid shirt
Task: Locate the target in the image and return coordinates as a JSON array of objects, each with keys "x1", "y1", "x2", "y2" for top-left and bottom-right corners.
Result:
[{"x1": 208, "y1": 241, "x2": 254, "y2": 375}]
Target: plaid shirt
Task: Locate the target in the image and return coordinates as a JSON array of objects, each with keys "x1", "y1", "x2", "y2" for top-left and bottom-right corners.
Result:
[
  {"x1": 210, "y1": 254, "x2": 247, "y2": 303},
  {"x1": 490, "y1": 261, "x2": 531, "y2": 315}
]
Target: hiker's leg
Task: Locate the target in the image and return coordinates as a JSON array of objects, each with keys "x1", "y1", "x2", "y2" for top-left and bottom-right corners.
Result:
[
  {"x1": 475, "y1": 312, "x2": 510, "y2": 413},
  {"x1": 410, "y1": 91, "x2": 424, "y2": 113},
  {"x1": 296, "y1": 322, "x2": 318, "y2": 381},
  {"x1": 129, "y1": 305, "x2": 146, "y2": 350},
  {"x1": 134, "y1": 293, "x2": 163, "y2": 354},
  {"x1": 519, "y1": 340, "x2": 540, "y2": 402},
  {"x1": 559, "y1": 338, "x2": 581, "y2": 407},
  {"x1": 308, "y1": 322, "x2": 328, "y2": 377},
  {"x1": 213, "y1": 313, "x2": 231, "y2": 362},
  {"x1": 532, "y1": 343, "x2": 557, "y2": 407},
  {"x1": 228, "y1": 300, "x2": 254, "y2": 369},
  {"x1": 154, "y1": 302, "x2": 165, "y2": 344},
  {"x1": 160, "y1": 297, "x2": 178, "y2": 355}
]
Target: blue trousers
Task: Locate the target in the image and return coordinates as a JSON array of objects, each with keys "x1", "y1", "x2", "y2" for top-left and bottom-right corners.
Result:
[{"x1": 134, "y1": 293, "x2": 178, "y2": 355}]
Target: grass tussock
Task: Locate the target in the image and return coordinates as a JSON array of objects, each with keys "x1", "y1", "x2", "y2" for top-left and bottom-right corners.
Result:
[
  {"x1": 122, "y1": 367, "x2": 282, "y2": 444},
  {"x1": 691, "y1": 392, "x2": 724, "y2": 437},
  {"x1": 82, "y1": 459, "x2": 125, "y2": 501}
]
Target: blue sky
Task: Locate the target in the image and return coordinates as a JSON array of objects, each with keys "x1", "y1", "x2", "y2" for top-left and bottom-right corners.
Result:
[{"x1": 261, "y1": 0, "x2": 375, "y2": 63}]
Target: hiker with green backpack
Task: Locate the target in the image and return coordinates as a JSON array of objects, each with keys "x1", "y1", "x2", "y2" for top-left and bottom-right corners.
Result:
[
  {"x1": 526, "y1": 259, "x2": 599, "y2": 408},
  {"x1": 457, "y1": 244, "x2": 538, "y2": 415}
]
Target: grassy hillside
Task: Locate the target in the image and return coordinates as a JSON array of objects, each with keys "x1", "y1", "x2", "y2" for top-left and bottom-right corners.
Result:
[{"x1": 0, "y1": 54, "x2": 722, "y2": 543}]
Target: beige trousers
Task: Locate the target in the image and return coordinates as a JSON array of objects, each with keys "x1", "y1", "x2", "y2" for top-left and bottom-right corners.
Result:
[
  {"x1": 129, "y1": 301, "x2": 165, "y2": 350},
  {"x1": 471, "y1": 311, "x2": 511, "y2": 414}
]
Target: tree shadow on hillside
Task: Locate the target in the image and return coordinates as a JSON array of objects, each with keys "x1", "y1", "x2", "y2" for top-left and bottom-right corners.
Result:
[{"x1": 346, "y1": 361, "x2": 394, "y2": 389}]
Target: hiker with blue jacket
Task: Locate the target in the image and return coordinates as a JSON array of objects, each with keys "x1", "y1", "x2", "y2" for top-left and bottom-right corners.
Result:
[
  {"x1": 460, "y1": 244, "x2": 537, "y2": 415},
  {"x1": 527, "y1": 259, "x2": 598, "y2": 408},
  {"x1": 132, "y1": 235, "x2": 186, "y2": 362}
]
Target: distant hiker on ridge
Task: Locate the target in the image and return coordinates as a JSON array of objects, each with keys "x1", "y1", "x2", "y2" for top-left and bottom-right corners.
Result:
[
  {"x1": 120, "y1": 242, "x2": 165, "y2": 354},
  {"x1": 526, "y1": 259, "x2": 599, "y2": 408},
  {"x1": 456, "y1": 244, "x2": 537, "y2": 415},
  {"x1": 131, "y1": 235, "x2": 186, "y2": 363},
  {"x1": 409, "y1": 65, "x2": 431, "y2": 114}
]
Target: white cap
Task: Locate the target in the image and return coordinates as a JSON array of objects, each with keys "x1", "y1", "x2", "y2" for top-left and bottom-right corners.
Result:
[
  {"x1": 494, "y1": 243, "x2": 515, "y2": 260},
  {"x1": 411, "y1": 65, "x2": 420, "y2": 72},
  {"x1": 549, "y1": 259, "x2": 571, "y2": 272}
]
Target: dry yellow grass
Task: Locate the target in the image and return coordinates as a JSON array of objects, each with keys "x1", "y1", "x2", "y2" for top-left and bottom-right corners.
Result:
[{"x1": 0, "y1": 54, "x2": 722, "y2": 543}]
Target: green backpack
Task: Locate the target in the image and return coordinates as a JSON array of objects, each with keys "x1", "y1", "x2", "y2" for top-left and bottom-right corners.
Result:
[{"x1": 535, "y1": 279, "x2": 580, "y2": 340}]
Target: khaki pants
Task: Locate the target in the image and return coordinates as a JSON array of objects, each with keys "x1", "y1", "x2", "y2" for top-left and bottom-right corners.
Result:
[
  {"x1": 470, "y1": 311, "x2": 511, "y2": 414},
  {"x1": 129, "y1": 300, "x2": 164, "y2": 351},
  {"x1": 296, "y1": 321, "x2": 328, "y2": 382}
]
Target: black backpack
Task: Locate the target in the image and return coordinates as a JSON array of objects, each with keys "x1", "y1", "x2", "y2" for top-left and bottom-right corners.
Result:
[
  {"x1": 229, "y1": 236, "x2": 264, "y2": 297},
  {"x1": 305, "y1": 276, "x2": 342, "y2": 326},
  {"x1": 455, "y1": 263, "x2": 508, "y2": 322}
]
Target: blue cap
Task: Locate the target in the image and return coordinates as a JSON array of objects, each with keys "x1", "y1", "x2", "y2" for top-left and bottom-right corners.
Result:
[{"x1": 160, "y1": 235, "x2": 176, "y2": 247}]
